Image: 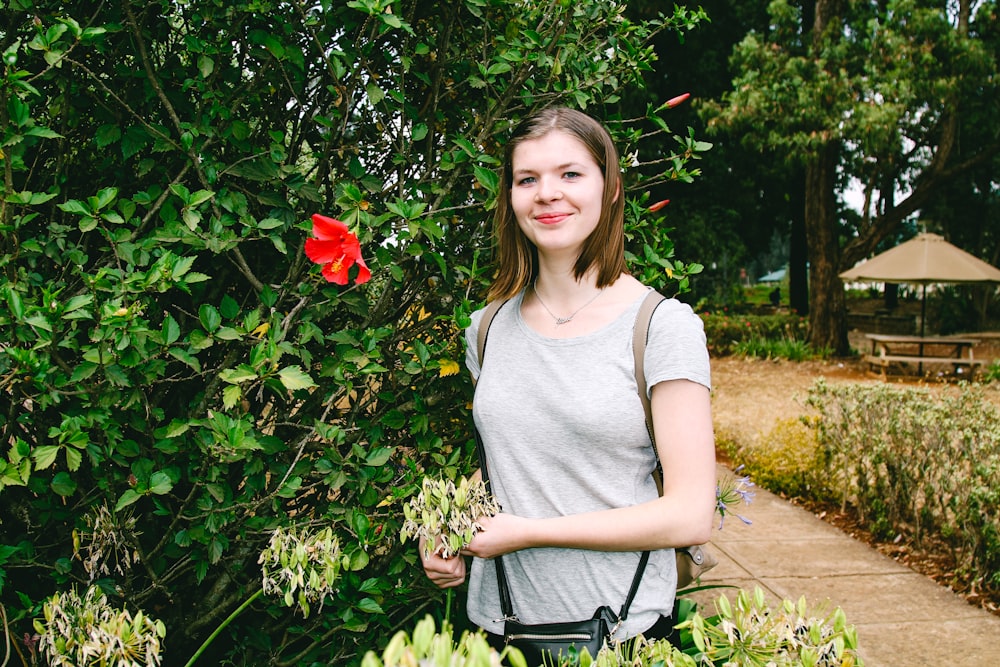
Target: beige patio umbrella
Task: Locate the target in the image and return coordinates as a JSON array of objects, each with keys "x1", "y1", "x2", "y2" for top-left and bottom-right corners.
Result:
[{"x1": 840, "y1": 232, "x2": 1000, "y2": 336}]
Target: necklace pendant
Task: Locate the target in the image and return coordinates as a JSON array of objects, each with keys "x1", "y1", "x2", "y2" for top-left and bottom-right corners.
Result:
[{"x1": 554, "y1": 316, "x2": 572, "y2": 325}]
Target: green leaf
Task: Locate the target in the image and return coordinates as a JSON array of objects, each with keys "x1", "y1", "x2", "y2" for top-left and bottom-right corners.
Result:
[
  {"x1": 278, "y1": 365, "x2": 317, "y2": 391},
  {"x1": 5, "y1": 290, "x2": 23, "y2": 319},
  {"x1": 182, "y1": 208, "x2": 201, "y2": 230},
  {"x1": 50, "y1": 472, "x2": 77, "y2": 496},
  {"x1": 199, "y1": 304, "x2": 222, "y2": 332},
  {"x1": 222, "y1": 384, "x2": 242, "y2": 409},
  {"x1": 8, "y1": 96, "x2": 29, "y2": 126},
  {"x1": 163, "y1": 420, "x2": 191, "y2": 438},
  {"x1": 24, "y1": 314, "x2": 52, "y2": 331},
  {"x1": 115, "y1": 489, "x2": 142, "y2": 511},
  {"x1": 64, "y1": 446, "x2": 83, "y2": 472},
  {"x1": 24, "y1": 126, "x2": 62, "y2": 139},
  {"x1": 168, "y1": 348, "x2": 201, "y2": 371},
  {"x1": 188, "y1": 189, "x2": 215, "y2": 207},
  {"x1": 95, "y1": 124, "x2": 122, "y2": 148},
  {"x1": 162, "y1": 315, "x2": 180, "y2": 344},
  {"x1": 349, "y1": 549, "x2": 369, "y2": 570},
  {"x1": 69, "y1": 362, "x2": 98, "y2": 383},
  {"x1": 220, "y1": 366, "x2": 258, "y2": 384},
  {"x1": 92, "y1": 186, "x2": 118, "y2": 210},
  {"x1": 366, "y1": 82, "x2": 384, "y2": 105},
  {"x1": 64, "y1": 294, "x2": 94, "y2": 314},
  {"x1": 356, "y1": 597, "x2": 384, "y2": 614},
  {"x1": 198, "y1": 55, "x2": 214, "y2": 78},
  {"x1": 149, "y1": 471, "x2": 173, "y2": 495},
  {"x1": 276, "y1": 476, "x2": 302, "y2": 498},
  {"x1": 32, "y1": 446, "x2": 60, "y2": 470},
  {"x1": 214, "y1": 327, "x2": 242, "y2": 340},
  {"x1": 58, "y1": 199, "x2": 92, "y2": 216},
  {"x1": 365, "y1": 447, "x2": 393, "y2": 467},
  {"x1": 474, "y1": 165, "x2": 499, "y2": 195}
]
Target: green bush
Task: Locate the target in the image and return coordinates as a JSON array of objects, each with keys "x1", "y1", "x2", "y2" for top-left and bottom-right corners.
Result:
[
  {"x1": 732, "y1": 336, "x2": 828, "y2": 362},
  {"x1": 724, "y1": 418, "x2": 827, "y2": 499},
  {"x1": 982, "y1": 359, "x2": 1000, "y2": 384},
  {"x1": 700, "y1": 312, "x2": 809, "y2": 357},
  {"x1": 0, "y1": 1, "x2": 708, "y2": 664},
  {"x1": 806, "y1": 380, "x2": 1000, "y2": 590}
]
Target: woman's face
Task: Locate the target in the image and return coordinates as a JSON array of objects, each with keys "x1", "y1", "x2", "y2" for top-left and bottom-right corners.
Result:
[{"x1": 509, "y1": 130, "x2": 605, "y2": 261}]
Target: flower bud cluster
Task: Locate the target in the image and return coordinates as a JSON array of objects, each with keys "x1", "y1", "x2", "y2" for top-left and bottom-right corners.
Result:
[
  {"x1": 400, "y1": 476, "x2": 500, "y2": 559},
  {"x1": 34, "y1": 586, "x2": 166, "y2": 667},
  {"x1": 258, "y1": 525, "x2": 345, "y2": 618}
]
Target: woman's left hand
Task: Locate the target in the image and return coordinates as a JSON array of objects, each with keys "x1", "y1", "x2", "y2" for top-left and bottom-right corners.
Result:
[{"x1": 461, "y1": 513, "x2": 529, "y2": 559}]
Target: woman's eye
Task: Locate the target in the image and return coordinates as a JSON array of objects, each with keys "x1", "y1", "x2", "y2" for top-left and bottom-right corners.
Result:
[
  {"x1": 563, "y1": 171, "x2": 581, "y2": 179},
  {"x1": 516, "y1": 176, "x2": 536, "y2": 185}
]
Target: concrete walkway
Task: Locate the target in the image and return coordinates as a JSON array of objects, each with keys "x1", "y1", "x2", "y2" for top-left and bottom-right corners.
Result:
[{"x1": 687, "y1": 467, "x2": 1000, "y2": 666}]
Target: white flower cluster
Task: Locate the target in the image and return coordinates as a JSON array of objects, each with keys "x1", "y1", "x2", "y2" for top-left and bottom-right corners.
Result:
[
  {"x1": 362, "y1": 615, "x2": 503, "y2": 667},
  {"x1": 34, "y1": 586, "x2": 166, "y2": 667},
  {"x1": 400, "y1": 476, "x2": 500, "y2": 559},
  {"x1": 681, "y1": 587, "x2": 861, "y2": 667},
  {"x1": 78, "y1": 504, "x2": 140, "y2": 580},
  {"x1": 258, "y1": 525, "x2": 345, "y2": 618}
]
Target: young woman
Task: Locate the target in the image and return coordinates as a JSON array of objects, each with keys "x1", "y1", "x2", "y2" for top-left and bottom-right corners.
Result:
[{"x1": 421, "y1": 107, "x2": 716, "y2": 646}]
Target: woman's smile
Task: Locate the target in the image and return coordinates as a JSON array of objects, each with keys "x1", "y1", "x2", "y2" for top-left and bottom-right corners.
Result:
[{"x1": 534, "y1": 211, "x2": 572, "y2": 225}]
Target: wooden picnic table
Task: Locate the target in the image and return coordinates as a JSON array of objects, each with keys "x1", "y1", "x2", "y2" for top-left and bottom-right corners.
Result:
[{"x1": 863, "y1": 333, "x2": 984, "y2": 379}]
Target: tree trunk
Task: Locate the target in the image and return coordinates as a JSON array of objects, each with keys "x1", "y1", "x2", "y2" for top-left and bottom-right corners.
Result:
[
  {"x1": 801, "y1": 0, "x2": 850, "y2": 355},
  {"x1": 805, "y1": 143, "x2": 850, "y2": 355},
  {"x1": 788, "y1": 172, "x2": 809, "y2": 315}
]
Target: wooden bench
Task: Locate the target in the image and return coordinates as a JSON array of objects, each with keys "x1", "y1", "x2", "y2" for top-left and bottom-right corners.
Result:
[
  {"x1": 863, "y1": 333, "x2": 983, "y2": 380},
  {"x1": 864, "y1": 354, "x2": 984, "y2": 380}
]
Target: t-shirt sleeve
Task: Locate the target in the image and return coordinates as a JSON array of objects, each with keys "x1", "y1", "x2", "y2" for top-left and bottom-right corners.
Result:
[
  {"x1": 643, "y1": 298, "x2": 711, "y2": 393},
  {"x1": 464, "y1": 306, "x2": 486, "y2": 381}
]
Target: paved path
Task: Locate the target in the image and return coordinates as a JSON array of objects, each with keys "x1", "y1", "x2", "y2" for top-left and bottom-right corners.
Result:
[{"x1": 687, "y1": 466, "x2": 1000, "y2": 666}]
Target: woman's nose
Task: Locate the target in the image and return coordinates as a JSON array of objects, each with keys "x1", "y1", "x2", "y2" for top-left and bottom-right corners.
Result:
[{"x1": 534, "y1": 178, "x2": 563, "y2": 202}]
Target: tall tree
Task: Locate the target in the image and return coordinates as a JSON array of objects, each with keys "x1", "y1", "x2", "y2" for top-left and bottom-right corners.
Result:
[{"x1": 702, "y1": 0, "x2": 1000, "y2": 354}]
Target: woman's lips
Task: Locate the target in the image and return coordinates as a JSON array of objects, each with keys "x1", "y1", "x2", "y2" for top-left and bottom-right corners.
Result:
[{"x1": 535, "y1": 212, "x2": 570, "y2": 225}]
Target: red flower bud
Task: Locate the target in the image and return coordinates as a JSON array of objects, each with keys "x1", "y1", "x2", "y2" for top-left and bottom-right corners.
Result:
[
  {"x1": 648, "y1": 199, "x2": 670, "y2": 212},
  {"x1": 665, "y1": 93, "x2": 691, "y2": 108}
]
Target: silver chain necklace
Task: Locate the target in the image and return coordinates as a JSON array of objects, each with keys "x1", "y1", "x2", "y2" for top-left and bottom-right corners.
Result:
[{"x1": 532, "y1": 280, "x2": 606, "y2": 326}]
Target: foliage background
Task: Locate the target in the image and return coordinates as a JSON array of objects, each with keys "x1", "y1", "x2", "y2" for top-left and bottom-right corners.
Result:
[{"x1": 0, "y1": 1, "x2": 708, "y2": 664}]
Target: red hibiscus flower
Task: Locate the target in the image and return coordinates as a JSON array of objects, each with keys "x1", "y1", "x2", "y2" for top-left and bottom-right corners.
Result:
[{"x1": 304, "y1": 214, "x2": 371, "y2": 285}]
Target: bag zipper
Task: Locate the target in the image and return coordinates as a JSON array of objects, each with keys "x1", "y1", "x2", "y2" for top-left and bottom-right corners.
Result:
[{"x1": 506, "y1": 631, "x2": 594, "y2": 642}]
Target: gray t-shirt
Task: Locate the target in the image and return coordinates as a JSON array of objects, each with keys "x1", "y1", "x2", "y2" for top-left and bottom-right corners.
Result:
[{"x1": 463, "y1": 288, "x2": 711, "y2": 639}]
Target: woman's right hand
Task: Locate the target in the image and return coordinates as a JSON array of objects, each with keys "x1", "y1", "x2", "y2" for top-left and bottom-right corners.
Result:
[{"x1": 419, "y1": 536, "x2": 467, "y2": 588}]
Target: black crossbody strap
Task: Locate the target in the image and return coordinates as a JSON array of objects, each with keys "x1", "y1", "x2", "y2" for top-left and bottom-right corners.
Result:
[{"x1": 473, "y1": 293, "x2": 658, "y2": 624}]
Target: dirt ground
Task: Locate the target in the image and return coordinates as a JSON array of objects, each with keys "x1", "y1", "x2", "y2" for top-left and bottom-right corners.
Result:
[{"x1": 709, "y1": 334, "x2": 1000, "y2": 616}]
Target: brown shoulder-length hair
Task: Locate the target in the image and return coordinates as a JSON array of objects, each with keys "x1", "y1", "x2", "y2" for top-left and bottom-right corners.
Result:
[{"x1": 487, "y1": 107, "x2": 628, "y2": 302}]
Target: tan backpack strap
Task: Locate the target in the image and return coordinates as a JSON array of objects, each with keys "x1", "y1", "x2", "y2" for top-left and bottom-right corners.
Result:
[
  {"x1": 632, "y1": 289, "x2": 666, "y2": 458},
  {"x1": 475, "y1": 299, "x2": 508, "y2": 367}
]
